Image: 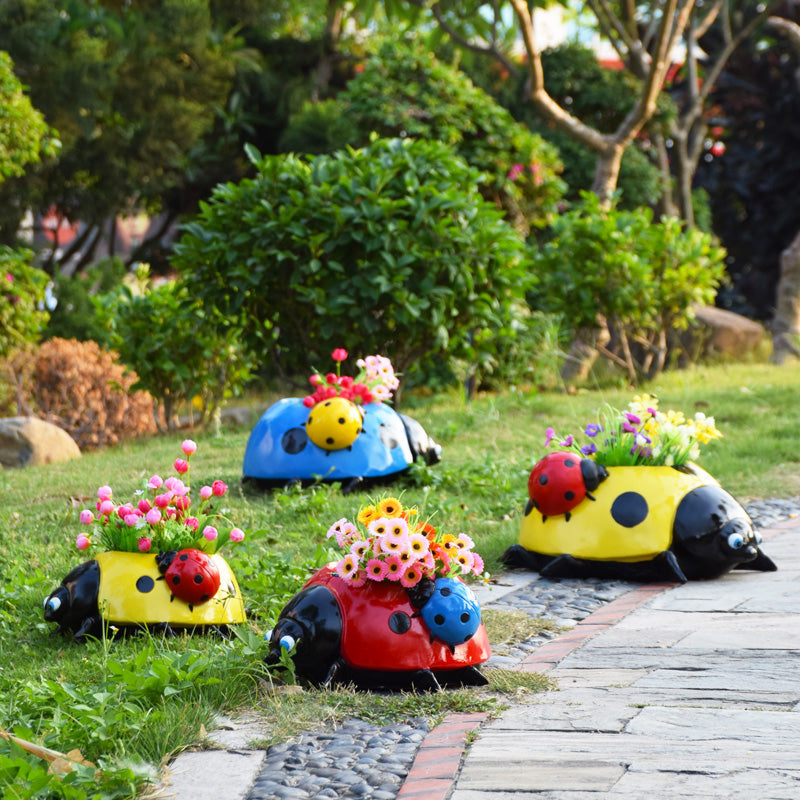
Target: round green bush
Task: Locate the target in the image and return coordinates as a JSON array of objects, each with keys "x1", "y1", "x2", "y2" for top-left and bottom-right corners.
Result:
[{"x1": 173, "y1": 136, "x2": 531, "y2": 386}]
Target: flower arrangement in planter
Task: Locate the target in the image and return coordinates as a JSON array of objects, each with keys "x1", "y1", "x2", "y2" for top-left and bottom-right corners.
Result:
[
  {"x1": 503, "y1": 395, "x2": 777, "y2": 583},
  {"x1": 264, "y1": 496, "x2": 491, "y2": 691},
  {"x1": 43, "y1": 441, "x2": 246, "y2": 641},
  {"x1": 75, "y1": 439, "x2": 244, "y2": 555},
  {"x1": 542, "y1": 394, "x2": 722, "y2": 466},
  {"x1": 242, "y1": 349, "x2": 441, "y2": 491}
]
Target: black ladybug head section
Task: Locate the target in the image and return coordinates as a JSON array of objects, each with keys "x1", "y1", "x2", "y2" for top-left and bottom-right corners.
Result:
[
  {"x1": 156, "y1": 550, "x2": 177, "y2": 574},
  {"x1": 406, "y1": 576, "x2": 436, "y2": 609},
  {"x1": 581, "y1": 459, "x2": 609, "y2": 493}
]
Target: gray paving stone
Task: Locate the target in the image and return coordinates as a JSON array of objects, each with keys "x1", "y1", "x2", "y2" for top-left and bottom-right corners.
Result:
[{"x1": 157, "y1": 750, "x2": 266, "y2": 800}]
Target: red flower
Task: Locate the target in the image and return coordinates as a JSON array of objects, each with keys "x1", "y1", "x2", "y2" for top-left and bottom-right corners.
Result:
[{"x1": 331, "y1": 348, "x2": 348, "y2": 362}]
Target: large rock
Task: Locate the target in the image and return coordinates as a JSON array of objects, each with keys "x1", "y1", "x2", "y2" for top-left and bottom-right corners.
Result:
[
  {"x1": 674, "y1": 306, "x2": 766, "y2": 363},
  {"x1": 0, "y1": 417, "x2": 81, "y2": 468}
]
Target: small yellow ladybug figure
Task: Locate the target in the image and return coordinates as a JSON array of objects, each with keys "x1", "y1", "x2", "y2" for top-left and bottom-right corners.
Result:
[{"x1": 305, "y1": 396, "x2": 364, "y2": 451}]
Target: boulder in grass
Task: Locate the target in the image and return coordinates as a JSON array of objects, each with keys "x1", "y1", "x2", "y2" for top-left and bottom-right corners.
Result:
[{"x1": 0, "y1": 416, "x2": 81, "y2": 468}]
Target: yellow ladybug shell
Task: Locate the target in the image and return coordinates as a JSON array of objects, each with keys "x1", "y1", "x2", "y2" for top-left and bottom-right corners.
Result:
[
  {"x1": 96, "y1": 551, "x2": 246, "y2": 626},
  {"x1": 519, "y1": 463, "x2": 716, "y2": 563}
]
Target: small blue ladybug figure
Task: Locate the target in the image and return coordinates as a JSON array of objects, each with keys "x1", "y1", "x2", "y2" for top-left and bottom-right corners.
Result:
[{"x1": 419, "y1": 578, "x2": 482, "y2": 647}]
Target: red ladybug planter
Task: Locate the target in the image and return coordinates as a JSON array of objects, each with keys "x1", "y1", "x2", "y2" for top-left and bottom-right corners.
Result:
[{"x1": 265, "y1": 566, "x2": 491, "y2": 691}]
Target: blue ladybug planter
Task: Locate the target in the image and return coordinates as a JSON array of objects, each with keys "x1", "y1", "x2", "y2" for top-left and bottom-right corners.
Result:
[
  {"x1": 242, "y1": 397, "x2": 441, "y2": 493},
  {"x1": 265, "y1": 565, "x2": 491, "y2": 691}
]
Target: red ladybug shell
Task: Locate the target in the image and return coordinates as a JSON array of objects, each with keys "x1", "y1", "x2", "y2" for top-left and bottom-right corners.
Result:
[
  {"x1": 163, "y1": 549, "x2": 221, "y2": 606},
  {"x1": 305, "y1": 566, "x2": 491, "y2": 672},
  {"x1": 529, "y1": 451, "x2": 590, "y2": 519}
]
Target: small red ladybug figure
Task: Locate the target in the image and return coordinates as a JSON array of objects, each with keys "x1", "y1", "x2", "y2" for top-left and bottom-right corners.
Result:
[
  {"x1": 527, "y1": 451, "x2": 609, "y2": 521},
  {"x1": 156, "y1": 549, "x2": 221, "y2": 608}
]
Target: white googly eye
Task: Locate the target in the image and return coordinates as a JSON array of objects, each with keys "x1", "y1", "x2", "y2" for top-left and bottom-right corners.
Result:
[
  {"x1": 279, "y1": 634, "x2": 296, "y2": 651},
  {"x1": 727, "y1": 533, "x2": 745, "y2": 550},
  {"x1": 46, "y1": 596, "x2": 62, "y2": 612}
]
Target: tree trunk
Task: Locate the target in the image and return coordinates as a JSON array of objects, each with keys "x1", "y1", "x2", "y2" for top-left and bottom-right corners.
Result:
[{"x1": 770, "y1": 230, "x2": 800, "y2": 363}]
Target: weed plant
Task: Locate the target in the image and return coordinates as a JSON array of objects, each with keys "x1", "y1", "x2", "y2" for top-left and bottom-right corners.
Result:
[{"x1": 2, "y1": 362, "x2": 798, "y2": 796}]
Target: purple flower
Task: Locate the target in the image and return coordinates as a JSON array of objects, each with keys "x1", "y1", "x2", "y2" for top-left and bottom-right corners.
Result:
[
  {"x1": 581, "y1": 443, "x2": 597, "y2": 456},
  {"x1": 560, "y1": 435, "x2": 574, "y2": 447},
  {"x1": 544, "y1": 427, "x2": 555, "y2": 446},
  {"x1": 585, "y1": 424, "x2": 603, "y2": 437},
  {"x1": 622, "y1": 421, "x2": 637, "y2": 433},
  {"x1": 625, "y1": 412, "x2": 641, "y2": 425}
]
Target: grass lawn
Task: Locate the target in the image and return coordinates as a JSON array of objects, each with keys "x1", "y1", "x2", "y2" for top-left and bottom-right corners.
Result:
[{"x1": 2, "y1": 361, "x2": 798, "y2": 796}]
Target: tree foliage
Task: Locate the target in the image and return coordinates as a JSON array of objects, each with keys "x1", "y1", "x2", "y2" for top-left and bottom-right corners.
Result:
[
  {"x1": 173, "y1": 136, "x2": 531, "y2": 385},
  {"x1": 529, "y1": 193, "x2": 727, "y2": 380},
  {"x1": 281, "y1": 37, "x2": 566, "y2": 233},
  {"x1": 0, "y1": 245, "x2": 49, "y2": 359}
]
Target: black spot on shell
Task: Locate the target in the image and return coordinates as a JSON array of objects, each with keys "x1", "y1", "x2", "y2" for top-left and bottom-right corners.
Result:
[
  {"x1": 440, "y1": 586, "x2": 452, "y2": 597},
  {"x1": 389, "y1": 612, "x2": 412, "y2": 634},
  {"x1": 179, "y1": 553, "x2": 189, "y2": 562},
  {"x1": 538, "y1": 474, "x2": 548, "y2": 486},
  {"x1": 460, "y1": 612, "x2": 470, "y2": 623},
  {"x1": 564, "y1": 490, "x2": 575, "y2": 501},
  {"x1": 136, "y1": 575, "x2": 155, "y2": 593},
  {"x1": 610, "y1": 492, "x2": 649, "y2": 528},
  {"x1": 171, "y1": 576, "x2": 181, "y2": 586},
  {"x1": 434, "y1": 614, "x2": 445, "y2": 625},
  {"x1": 281, "y1": 427, "x2": 308, "y2": 454},
  {"x1": 564, "y1": 458, "x2": 576, "y2": 468},
  {"x1": 193, "y1": 574, "x2": 203, "y2": 584}
]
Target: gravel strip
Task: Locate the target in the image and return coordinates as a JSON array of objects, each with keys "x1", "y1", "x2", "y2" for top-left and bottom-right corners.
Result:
[{"x1": 244, "y1": 498, "x2": 794, "y2": 800}]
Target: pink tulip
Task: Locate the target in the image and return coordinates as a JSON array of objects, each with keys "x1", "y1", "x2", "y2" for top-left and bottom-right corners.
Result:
[
  {"x1": 174, "y1": 495, "x2": 190, "y2": 513},
  {"x1": 79, "y1": 510, "x2": 94, "y2": 525},
  {"x1": 138, "y1": 498, "x2": 152, "y2": 514},
  {"x1": 229, "y1": 528, "x2": 245, "y2": 543},
  {"x1": 124, "y1": 513, "x2": 140, "y2": 527},
  {"x1": 117, "y1": 503, "x2": 134, "y2": 520},
  {"x1": 99, "y1": 499, "x2": 115, "y2": 516},
  {"x1": 154, "y1": 493, "x2": 172, "y2": 509},
  {"x1": 200, "y1": 485, "x2": 213, "y2": 500},
  {"x1": 203, "y1": 525, "x2": 218, "y2": 541},
  {"x1": 212, "y1": 480, "x2": 227, "y2": 497},
  {"x1": 331, "y1": 348, "x2": 348, "y2": 362},
  {"x1": 181, "y1": 439, "x2": 197, "y2": 456},
  {"x1": 97, "y1": 485, "x2": 112, "y2": 500},
  {"x1": 147, "y1": 475, "x2": 163, "y2": 490},
  {"x1": 184, "y1": 517, "x2": 199, "y2": 531},
  {"x1": 138, "y1": 537, "x2": 152, "y2": 552},
  {"x1": 174, "y1": 458, "x2": 189, "y2": 474},
  {"x1": 146, "y1": 508, "x2": 162, "y2": 525},
  {"x1": 76, "y1": 533, "x2": 91, "y2": 551}
]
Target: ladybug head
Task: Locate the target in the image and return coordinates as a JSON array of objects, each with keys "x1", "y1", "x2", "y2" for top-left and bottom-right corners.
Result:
[
  {"x1": 43, "y1": 586, "x2": 70, "y2": 623},
  {"x1": 580, "y1": 459, "x2": 609, "y2": 492},
  {"x1": 156, "y1": 550, "x2": 178, "y2": 574}
]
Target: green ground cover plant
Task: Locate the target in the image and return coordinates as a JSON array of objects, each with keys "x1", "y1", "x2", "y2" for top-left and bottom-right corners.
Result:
[{"x1": 1, "y1": 362, "x2": 798, "y2": 797}]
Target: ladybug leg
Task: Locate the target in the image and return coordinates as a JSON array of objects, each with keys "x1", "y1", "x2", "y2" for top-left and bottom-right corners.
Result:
[
  {"x1": 409, "y1": 669, "x2": 442, "y2": 693},
  {"x1": 73, "y1": 615, "x2": 102, "y2": 642},
  {"x1": 341, "y1": 476, "x2": 364, "y2": 495},
  {"x1": 322, "y1": 657, "x2": 347, "y2": 689}
]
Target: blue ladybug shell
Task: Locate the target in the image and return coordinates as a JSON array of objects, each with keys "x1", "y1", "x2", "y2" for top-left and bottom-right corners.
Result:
[
  {"x1": 419, "y1": 577, "x2": 482, "y2": 647},
  {"x1": 243, "y1": 398, "x2": 414, "y2": 483}
]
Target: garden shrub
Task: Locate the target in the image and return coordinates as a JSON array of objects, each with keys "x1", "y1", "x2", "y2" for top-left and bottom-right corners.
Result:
[
  {"x1": 0, "y1": 245, "x2": 49, "y2": 359},
  {"x1": 281, "y1": 37, "x2": 566, "y2": 233},
  {"x1": 173, "y1": 136, "x2": 531, "y2": 390},
  {"x1": 27, "y1": 337, "x2": 156, "y2": 449},
  {"x1": 529, "y1": 192, "x2": 727, "y2": 381},
  {"x1": 95, "y1": 266, "x2": 255, "y2": 430}
]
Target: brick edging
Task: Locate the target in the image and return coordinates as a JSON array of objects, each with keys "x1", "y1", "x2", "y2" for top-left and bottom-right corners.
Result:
[{"x1": 395, "y1": 711, "x2": 489, "y2": 800}]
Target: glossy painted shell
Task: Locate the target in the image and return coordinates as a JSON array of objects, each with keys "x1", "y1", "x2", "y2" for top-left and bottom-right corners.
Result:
[
  {"x1": 44, "y1": 550, "x2": 246, "y2": 641},
  {"x1": 242, "y1": 397, "x2": 441, "y2": 489},
  {"x1": 265, "y1": 565, "x2": 491, "y2": 690},
  {"x1": 505, "y1": 460, "x2": 777, "y2": 582}
]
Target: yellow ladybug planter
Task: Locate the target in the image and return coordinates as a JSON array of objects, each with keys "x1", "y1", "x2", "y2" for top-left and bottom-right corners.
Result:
[
  {"x1": 503, "y1": 397, "x2": 778, "y2": 583},
  {"x1": 44, "y1": 440, "x2": 248, "y2": 641},
  {"x1": 44, "y1": 550, "x2": 246, "y2": 641}
]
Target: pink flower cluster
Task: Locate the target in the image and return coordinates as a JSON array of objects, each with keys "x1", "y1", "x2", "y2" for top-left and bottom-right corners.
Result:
[
  {"x1": 76, "y1": 440, "x2": 244, "y2": 554},
  {"x1": 302, "y1": 349, "x2": 399, "y2": 408},
  {"x1": 328, "y1": 497, "x2": 484, "y2": 589}
]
